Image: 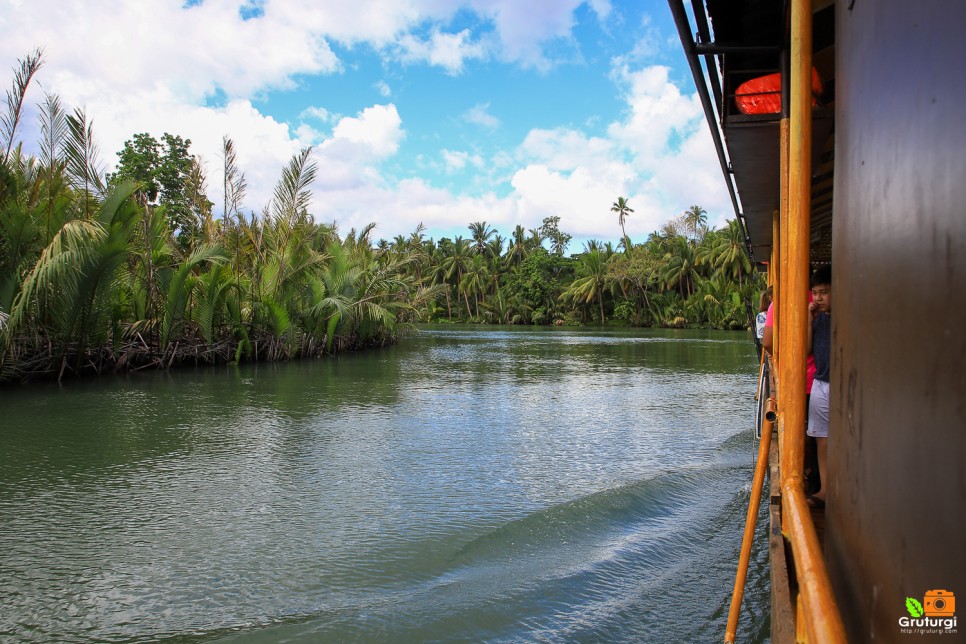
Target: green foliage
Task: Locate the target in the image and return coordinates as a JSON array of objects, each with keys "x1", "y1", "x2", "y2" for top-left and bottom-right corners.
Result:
[
  {"x1": 0, "y1": 54, "x2": 415, "y2": 381},
  {"x1": 539, "y1": 216, "x2": 572, "y2": 256},
  {"x1": 503, "y1": 248, "x2": 574, "y2": 321},
  {"x1": 108, "y1": 132, "x2": 209, "y2": 245},
  {"x1": 561, "y1": 248, "x2": 608, "y2": 324},
  {"x1": 397, "y1": 212, "x2": 758, "y2": 330}
]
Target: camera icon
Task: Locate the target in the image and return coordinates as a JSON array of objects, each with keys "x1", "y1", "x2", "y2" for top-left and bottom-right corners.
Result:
[{"x1": 924, "y1": 589, "x2": 956, "y2": 617}]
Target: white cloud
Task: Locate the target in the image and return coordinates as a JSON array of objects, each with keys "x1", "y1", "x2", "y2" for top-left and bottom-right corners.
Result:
[
  {"x1": 610, "y1": 14, "x2": 664, "y2": 67},
  {"x1": 518, "y1": 128, "x2": 615, "y2": 172},
  {"x1": 463, "y1": 103, "x2": 500, "y2": 129},
  {"x1": 397, "y1": 28, "x2": 487, "y2": 75},
  {"x1": 300, "y1": 106, "x2": 333, "y2": 123},
  {"x1": 375, "y1": 80, "x2": 392, "y2": 97},
  {"x1": 323, "y1": 103, "x2": 404, "y2": 160},
  {"x1": 324, "y1": 57, "x2": 727, "y2": 245},
  {"x1": 316, "y1": 177, "x2": 518, "y2": 242},
  {"x1": 441, "y1": 149, "x2": 484, "y2": 173},
  {"x1": 467, "y1": 0, "x2": 585, "y2": 70},
  {"x1": 607, "y1": 64, "x2": 701, "y2": 163},
  {"x1": 2, "y1": 1, "x2": 343, "y2": 103}
]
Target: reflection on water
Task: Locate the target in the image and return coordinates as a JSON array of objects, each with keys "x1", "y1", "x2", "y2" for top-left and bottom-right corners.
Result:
[{"x1": 0, "y1": 325, "x2": 769, "y2": 643}]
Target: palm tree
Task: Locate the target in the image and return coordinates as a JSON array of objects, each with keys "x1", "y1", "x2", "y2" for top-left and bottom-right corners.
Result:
[
  {"x1": 487, "y1": 234, "x2": 504, "y2": 260},
  {"x1": 682, "y1": 204, "x2": 708, "y2": 244},
  {"x1": 1, "y1": 49, "x2": 421, "y2": 381},
  {"x1": 5, "y1": 182, "x2": 142, "y2": 376},
  {"x1": 468, "y1": 221, "x2": 494, "y2": 255},
  {"x1": 271, "y1": 147, "x2": 316, "y2": 226},
  {"x1": 159, "y1": 243, "x2": 227, "y2": 350},
  {"x1": 611, "y1": 196, "x2": 634, "y2": 249},
  {"x1": 441, "y1": 236, "x2": 471, "y2": 287},
  {"x1": 407, "y1": 222, "x2": 426, "y2": 247},
  {"x1": 504, "y1": 224, "x2": 528, "y2": 267},
  {"x1": 562, "y1": 247, "x2": 609, "y2": 324},
  {"x1": 459, "y1": 254, "x2": 488, "y2": 318},
  {"x1": 661, "y1": 234, "x2": 699, "y2": 298},
  {"x1": 709, "y1": 219, "x2": 752, "y2": 286}
]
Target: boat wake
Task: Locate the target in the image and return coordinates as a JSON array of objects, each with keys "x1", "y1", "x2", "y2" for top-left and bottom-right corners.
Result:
[{"x1": 215, "y1": 433, "x2": 771, "y2": 643}]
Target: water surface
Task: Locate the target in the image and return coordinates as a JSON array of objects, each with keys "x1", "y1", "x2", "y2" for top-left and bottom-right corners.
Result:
[{"x1": 0, "y1": 325, "x2": 770, "y2": 642}]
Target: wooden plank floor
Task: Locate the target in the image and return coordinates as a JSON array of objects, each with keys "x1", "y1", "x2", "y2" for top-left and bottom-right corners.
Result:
[
  {"x1": 810, "y1": 502, "x2": 826, "y2": 548},
  {"x1": 767, "y1": 429, "x2": 828, "y2": 642}
]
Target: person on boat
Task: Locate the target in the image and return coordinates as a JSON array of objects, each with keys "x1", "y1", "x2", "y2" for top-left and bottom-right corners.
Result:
[
  {"x1": 806, "y1": 266, "x2": 832, "y2": 506},
  {"x1": 762, "y1": 285, "x2": 821, "y2": 495},
  {"x1": 755, "y1": 287, "x2": 773, "y2": 340},
  {"x1": 761, "y1": 292, "x2": 817, "y2": 395}
]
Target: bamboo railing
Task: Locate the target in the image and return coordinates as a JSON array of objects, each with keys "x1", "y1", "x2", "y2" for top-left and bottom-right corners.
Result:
[{"x1": 723, "y1": 0, "x2": 847, "y2": 641}]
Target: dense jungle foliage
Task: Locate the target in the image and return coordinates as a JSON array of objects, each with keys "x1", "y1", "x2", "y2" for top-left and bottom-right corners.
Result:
[{"x1": 0, "y1": 51, "x2": 762, "y2": 383}]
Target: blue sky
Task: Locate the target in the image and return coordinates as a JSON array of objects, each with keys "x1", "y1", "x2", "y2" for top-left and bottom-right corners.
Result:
[{"x1": 1, "y1": 0, "x2": 727, "y2": 251}]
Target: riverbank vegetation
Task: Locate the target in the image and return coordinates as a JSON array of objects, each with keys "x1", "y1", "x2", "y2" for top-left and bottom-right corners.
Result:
[{"x1": 0, "y1": 51, "x2": 761, "y2": 383}]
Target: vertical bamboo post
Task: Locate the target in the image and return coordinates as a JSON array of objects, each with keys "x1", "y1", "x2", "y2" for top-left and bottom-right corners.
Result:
[
  {"x1": 780, "y1": 0, "x2": 811, "y2": 506},
  {"x1": 780, "y1": 1, "x2": 847, "y2": 640},
  {"x1": 724, "y1": 399, "x2": 777, "y2": 643},
  {"x1": 777, "y1": 120, "x2": 789, "y2": 492}
]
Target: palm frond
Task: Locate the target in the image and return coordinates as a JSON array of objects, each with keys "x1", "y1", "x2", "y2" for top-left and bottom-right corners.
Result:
[
  {"x1": 2, "y1": 49, "x2": 44, "y2": 164},
  {"x1": 64, "y1": 107, "x2": 107, "y2": 204},
  {"x1": 160, "y1": 243, "x2": 227, "y2": 348},
  {"x1": 271, "y1": 147, "x2": 316, "y2": 223}
]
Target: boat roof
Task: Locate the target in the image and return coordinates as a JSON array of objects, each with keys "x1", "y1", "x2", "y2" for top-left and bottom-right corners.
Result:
[{"x1": 686, "y1": 0, "x2": 836, "y2": 264}]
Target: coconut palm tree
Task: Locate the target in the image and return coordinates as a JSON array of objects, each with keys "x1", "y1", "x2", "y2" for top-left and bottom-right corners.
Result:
[
  {"x1": 710, "y1": 218, "x2": 752, "y2": 286},
  {"x1": 562, "y1": 247, "x2": 609, "y2": 324},
  {"x1": 611, "y1": 196, "x2": 634, "y2": 249},
  {"x1": 441, "y1": 236, "x2": 471, "y2": 294},
  {"x1": 661, "y1": 234, "x2": 699, "y2": 298},
  {"x1": 504, "y1": 224, "x2": 528, "y2": 267},
  {"x1": 468, "y1": 221, "x2": 494, "y2": 255},
  {"x1": 459, "y1": 254, "x2": 489, "y2": 318},
  {"x1": 682, "y1": 204, "x2": 708, "y2": 245}
]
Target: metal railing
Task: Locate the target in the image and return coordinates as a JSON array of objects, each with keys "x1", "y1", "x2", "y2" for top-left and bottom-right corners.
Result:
[
  {"x1": 724, "y1": 397, "x2": 776, "y2": 642},
  {"x1": 668, "y1": 1, "x2": 848, "y2": 641}
]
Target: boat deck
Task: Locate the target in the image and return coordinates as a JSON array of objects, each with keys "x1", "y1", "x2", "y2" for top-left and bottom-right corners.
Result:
[
  {"x1": 810, "y1": 501, "x2": 826, "y2": 547},
  {"x1": 767, "y1": 430, "x2": 827, "y2": 643}
]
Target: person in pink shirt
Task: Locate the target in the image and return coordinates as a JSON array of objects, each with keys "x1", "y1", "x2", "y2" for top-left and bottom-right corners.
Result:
[
  {"x1": 760, "y1": 293, "x2": 819, "y2": 494},
  {"x1": 761, "y1": 294, "x2": 816, "y2": 391}
]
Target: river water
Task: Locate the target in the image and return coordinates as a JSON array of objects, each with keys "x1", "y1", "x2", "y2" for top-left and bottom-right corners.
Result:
[{"x1": 0, "y1": 325, "x2": 770, "y2": 643}]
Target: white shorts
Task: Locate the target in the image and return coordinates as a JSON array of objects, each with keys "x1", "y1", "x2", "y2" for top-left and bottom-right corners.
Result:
[{"x1": 808, "y1": 378, "x2": 830, "y2": 438}]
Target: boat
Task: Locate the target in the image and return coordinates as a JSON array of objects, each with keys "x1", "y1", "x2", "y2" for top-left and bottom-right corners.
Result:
[{"x1": 669, "y1": 0, "x2": 966, "y2": 640}]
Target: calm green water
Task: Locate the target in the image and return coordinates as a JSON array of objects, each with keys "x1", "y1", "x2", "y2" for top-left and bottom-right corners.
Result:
[{"x1": 0, "y1": 325, "x2": 770, "y2": 643}]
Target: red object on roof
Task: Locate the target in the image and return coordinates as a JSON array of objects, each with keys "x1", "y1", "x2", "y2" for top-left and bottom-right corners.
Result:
[{"x1": 735, "y1": 68, "x2": 823, "y2": 114}]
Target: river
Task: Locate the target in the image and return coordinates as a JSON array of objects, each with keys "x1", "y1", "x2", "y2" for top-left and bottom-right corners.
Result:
[{"x1": 0, "y1": 325, "x2": 770, "y2": 643}]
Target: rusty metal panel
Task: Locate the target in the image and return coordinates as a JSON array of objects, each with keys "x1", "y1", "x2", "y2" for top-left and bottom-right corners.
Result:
[{"x1": 826, "y1": 1, "x2": 966, "y2": 641}]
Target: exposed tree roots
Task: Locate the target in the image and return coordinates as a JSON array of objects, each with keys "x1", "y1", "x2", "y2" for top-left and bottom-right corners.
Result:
[{"x1": 1, "y1": 330, "x2": 397, "y2": 384}]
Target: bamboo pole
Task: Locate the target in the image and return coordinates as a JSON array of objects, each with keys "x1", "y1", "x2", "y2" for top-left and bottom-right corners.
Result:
[
  {"x1": 724, "y1": 398, "x2": 777, "y2": 643},
  {"x1": 784, "y1": 486, "x2": 845, "y2": 642},
  {"x1": 780, "y1": 1, "x2": 847, "y2": 641},
  {"x1": 777, "y1": 119, "x2": 789, "y2": 511},
  {"x1": 779, "y1": 0, "x2": 811, "y2": 533},
  {"x1": 777, "y1": 118, "x2": 789, "y2": 372}
]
